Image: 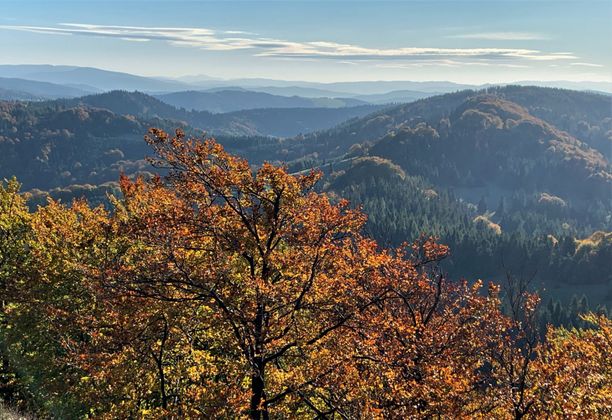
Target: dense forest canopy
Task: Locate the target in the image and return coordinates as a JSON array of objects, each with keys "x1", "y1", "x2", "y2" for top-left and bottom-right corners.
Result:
[
  {"x1": 0, "y1": 87, "x2": 610, "y2": 310},
  {"x1": 0, "y1": 85, "x2": 611, "y2": 417},
  {"x1": 0, "y1": 131, "x2": 610, "y2": 418}
]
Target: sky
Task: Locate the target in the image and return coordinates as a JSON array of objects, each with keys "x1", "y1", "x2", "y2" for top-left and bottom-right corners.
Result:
[{"x1": 0, "y1": 0, "x2": 610, "y2": 84}]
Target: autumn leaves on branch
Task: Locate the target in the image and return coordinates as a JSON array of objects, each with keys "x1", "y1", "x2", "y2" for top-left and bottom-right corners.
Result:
[{"x1": 0, "y1": 129, "x2": 610, "y2": 419}]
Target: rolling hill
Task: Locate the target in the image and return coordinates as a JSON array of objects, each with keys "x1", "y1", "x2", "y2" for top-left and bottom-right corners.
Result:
[
  {"x1": 0, "y1": 85, "x2": 610, "y2": 307},
  {"x1": 368, "y1": 95, "x2": 610, "y2": 199},
  {"x1": 51, "y1": 90, "x2": 384, "y2": 137},
  {"x1": 0, "y1": 100, "x2": 186, "y2": 190},
  {"x1": 298, "y1": 86, "x2": 612, "y2": 160},
  {"x1": 0, "y1": 77, "x2": 91, "y2": 99},
  {"x1": 155, "y1": 89, "x2": 367, "y2": 113}
]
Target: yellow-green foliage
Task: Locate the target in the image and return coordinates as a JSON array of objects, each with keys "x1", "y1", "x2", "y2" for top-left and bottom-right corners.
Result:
[
  {"x1": 330, "y1": 156, "x2": 405, "y2": 190},
  {"x1": 423, "y1": 188, "x2": 438, "y2": 200},
  {"x1": 575, "y1": 231, "x2": 612, "y2": 251},
  {"x1": 459, "y1": 108, "x2": 504, "y2": 130},
  {"x1": 473, "y1": 215, "x2": 502, "y2": 235},
  {"x1": 538, "y1": 192, "x2": 567, "y2": 208}
]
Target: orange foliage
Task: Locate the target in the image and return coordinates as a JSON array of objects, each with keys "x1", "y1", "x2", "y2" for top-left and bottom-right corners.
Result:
[{"x1": 3, "y1": 130, "x2": 610, "y2": 419}]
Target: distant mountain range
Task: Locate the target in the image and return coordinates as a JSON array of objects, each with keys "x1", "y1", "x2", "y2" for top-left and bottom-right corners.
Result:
[
  {"x1": 0, "y1": 65, "x2": 612, "y2": 106},
  {"x1": 0, "y1": 65, "x2": 188, "y2": 92},
  {"x1": 0, "y1": 77, "x2": 92, "y2": 99},
  {"x1": 154, "y1": 90, "x2": 367, "y2": 113},
  {"x1": 0, "y1": 65, "x2": 448, "y2": 111}
]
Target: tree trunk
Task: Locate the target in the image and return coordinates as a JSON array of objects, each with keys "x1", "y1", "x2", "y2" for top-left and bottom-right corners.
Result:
[
  {"x1": 250, "y1": 302, "x2": 269, "y2": 420},
  {"x1": 249, "y1": 359, "x2": 269, "y2": 420}
]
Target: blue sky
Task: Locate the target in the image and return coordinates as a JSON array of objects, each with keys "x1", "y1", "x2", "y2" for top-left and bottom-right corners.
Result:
[{"x1": 0, "y1": 0, "x2": 610, "y2": 83}]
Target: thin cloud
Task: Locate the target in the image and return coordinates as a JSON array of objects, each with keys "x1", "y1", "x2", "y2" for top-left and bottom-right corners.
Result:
[
  {"x1": 448, "y1": 32, "x2": 550, "y2": 41},
  {"x1": 120, "y1": 37, "x2": 150, "y2": 42},
  {"x1": 224, "y1": 30, "x2": 255, "y2": 35},
  {"x1": 570, "y1": 62, "x2": 604, "y2": 68},
  {"x1": 0, "y1": 23, "x2": 576, "y2": 64},
  {"x1": 375, "y1": 60, "x2": 529, "y2": 69}
]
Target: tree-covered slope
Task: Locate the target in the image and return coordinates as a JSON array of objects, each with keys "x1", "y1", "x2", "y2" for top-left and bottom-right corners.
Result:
[
  {"x1": 369, "y1": 95, "x2": 610, "y2": 200},
  {"x1": 299, "y1": 86, "x2": 611, "y2": 160},
  {"x1": 155, "y1": 89, "x2": 366, "y2": 113},
  {"x1": 52, "y1": 90, "x2": 383, "y2": 137},
  {"x1": 304, "y1": 87, "x2": 611, "y2": 310},
  {"x1": 329, "y1": 158, "x2": 612, "y2": 308},
  {"x1": 0, "y1": 101, "x2": 185, "y2": 190}
]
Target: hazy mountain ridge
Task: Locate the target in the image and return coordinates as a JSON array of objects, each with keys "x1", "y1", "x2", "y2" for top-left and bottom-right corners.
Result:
[
  {"x1": 0, "y1": 77, "x2": 91, "y2": 99},
  {"x1": 50, "y1": 90, "x2": 384, "y2": 137},
  {"x1": 155, "y1": 89, "x2": 367, "y2": 113},
  {"x1": 0, "y1": 65, "x2": 190, "y2": 92},
  {"x1": 3, "y1": 64, "x2": 610, "y2": 98}
]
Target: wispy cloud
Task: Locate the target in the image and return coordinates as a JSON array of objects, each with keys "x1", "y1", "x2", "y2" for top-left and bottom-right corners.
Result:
[
  {"x1": 570, "y1": 62, "x2": 604, "y2": 68},
  {"x1": 120, "y1": 37, "x2": 150, "y2": 42},
  {"x1": 447, "y1": 32, "x2": 549, "y2": 41},
  {"x1": 376, "y1": 60, "x2": 530, "y2": 69},
  {"x1": 223, "y1": 30, "x2": 255, "y2": 35},
  {"x1": 255, "y1": 40, "x2": 576, "y2": 62},
  {"x1": 0, "y1": 23, "x2": 577, "y2": 64}
]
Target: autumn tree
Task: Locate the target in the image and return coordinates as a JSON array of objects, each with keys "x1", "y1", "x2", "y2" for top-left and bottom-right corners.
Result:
[
  {"x1": 1, "y1": 181, "x2": 99, "y2": 416},
  {"x1": 342, "y1": 239, "x2": 508, "y2": 417},
  {"x1": 0, "y1": 178, "x2": 31, "y2": 406},
  {"x1": 91, "y1": 128, "x2": 396, "y2": 418},
  {"x1": 533, "y1": 314, "x2": 612, "y2": 417},
  {"x1": 484, "y1": 270, "x2": 542, "y2": 419}
]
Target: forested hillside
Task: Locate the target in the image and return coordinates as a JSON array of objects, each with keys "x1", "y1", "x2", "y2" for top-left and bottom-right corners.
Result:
[
  {"x1": 0, "y1": 101, "x2": 190, "y2": 191},
  {"x1": 1, "y1": 133, "x2": 609, "y2": 418},
  {"x1": 1, "y1": 86, "x2": 610, "y2": 311},
  {"x1": 52, "y1": 90, "x2": 384, "y2": 137},
  {"x1": 294, "y1": 86, "x2": 611, "y2": 160},
  {"x1": 369, "y1": 96, "x2": 609, "y2": 199},
  {"x1": 155, "y1": 89, "x2": 366, "y2": 113},
  {"x1": 318, "y1": 87, "x2": 611, "y2": 312}
]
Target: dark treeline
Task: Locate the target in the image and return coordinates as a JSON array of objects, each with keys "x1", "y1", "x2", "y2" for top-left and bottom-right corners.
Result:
[{"x1": 332, "y1": 172, "x2": 611, "y2": 314}]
